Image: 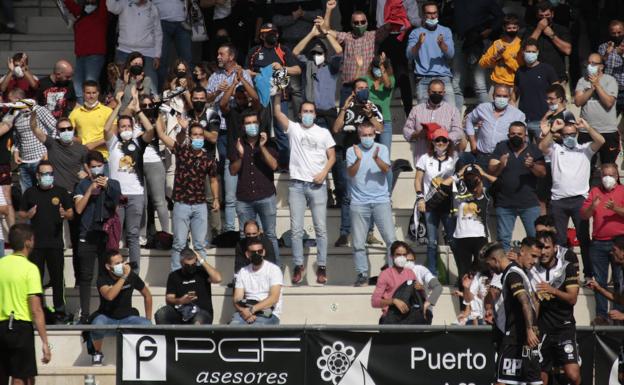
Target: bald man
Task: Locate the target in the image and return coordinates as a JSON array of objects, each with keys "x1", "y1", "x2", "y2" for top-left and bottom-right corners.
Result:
[{"x1": 37, "y1": 59, "x2": 77, "y2": 119}]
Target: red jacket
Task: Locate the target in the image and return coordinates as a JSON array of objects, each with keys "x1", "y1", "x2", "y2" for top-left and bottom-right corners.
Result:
[
  {"x1": 384, "y1": 0, "x2": 411, "y2": 41},
  {"x1": 64, "y1": 0, "x2": 109, "y2": 56}
]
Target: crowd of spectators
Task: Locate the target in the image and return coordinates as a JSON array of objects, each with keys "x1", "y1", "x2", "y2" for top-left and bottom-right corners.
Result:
[{"x1": 1, "y1": 0, "x2": 624, "y2": 378}]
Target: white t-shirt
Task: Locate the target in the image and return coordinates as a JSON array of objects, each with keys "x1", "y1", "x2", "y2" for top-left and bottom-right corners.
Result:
[
  {"x1": 464, "y1": 272, "x2": 490, "y2": 320},
  {"x1": 453, "y1": 193, "x2": 488, "y2": 239},
  {"x1": 407, "y1": 263, "x2": 435, "y2": 287},
  {"x1": 548, "y1": 142, "x2": 594, "y2": 200},
  {"x1": 415, "y1": 154, "x2": 456, "y2": 198},
  {"x1": 235, "y1": 261, "x2": 284, "y2": 318},
  {"x1": 107, "y1": 136, "x2": 144, "y2": 195},
  {"x1": 287, "y1": 121, "x2": 335, "y2": 184}
]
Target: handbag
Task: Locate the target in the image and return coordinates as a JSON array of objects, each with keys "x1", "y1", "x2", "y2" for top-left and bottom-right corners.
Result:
[
  {"x1": 188, "y1": 0, "x2": 209, "y2": 42},
  {"x1": 103, "y1": 210, "x2": 122, "y2": 251}
]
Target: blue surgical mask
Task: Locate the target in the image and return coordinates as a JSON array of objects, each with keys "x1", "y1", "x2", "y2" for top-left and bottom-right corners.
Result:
[
  {"x1": 191, "y1": 138, "x2": 204, "y2": 150},
  {"x1": 301, "y1": 113, "x2": 315, "y2": 127},
  {"x1": 587, "y1": 64, "x2": 599, "y2": 77},
  {"x1": 494, "y1": 97, "x2": 509, "y2": 110},
  {"x1": 245, "y1": 123, "x2": 259, "y2": 137},
  {"x1": 355, "y1": 89, "x2": 369, "y2": 102},
  {"x1": 523, "y1": 52, "x2": 538, "y2": 64},
  {"x1": 360, "y1": 136, "x2": 375, "y2": 149},
  {"x1": 59, "y1": 130, "x2": 74, "y2": 143},
  {"x1": 112, "y1": 263, "x2": 124, "y2": 277},
  {"x1": 425, "y1": 18, "x2": 438, "y2": 28},
  {"x1": 39, "y1": 175, "x2": 54, "y2": 188},
  {"x1": 372, "y1": 67, "x2": 382, "y2": 78},
  {"x1": 563, "y1": 135, "x2": 577, "y2": 149},
  {"x1": 84, "y1": 4, "x2": 97, "y2": 14}
]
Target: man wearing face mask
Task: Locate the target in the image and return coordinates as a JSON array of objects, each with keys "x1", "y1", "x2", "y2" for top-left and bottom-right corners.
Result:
[
  {"x1": 231, "y1": 238, "x2": 283, "y2": 325},
  {"x1": 539, "y1": 118, "x2": 604, "y2": 283},
  {"x1": 406, "y1": 1, "x2": 455, "y2": 106},
  {"x1": 479, "y1": 14, "x2": 522, "y2": 89},
  {"x1": 526, "y1": 1, "x2": 572, "y2": 83},
  {"x1": 347, "y1": 122, "x2": 395, "y2": 286},
  {"x1": 464, "y1": 85, "x2": 526, "y2": 169},
  {"x1": 581, "y1": 163, "x2": 624, "y2": 325},
  {"x1": 574, "y1": 53, "x2": 619, "y2": 166},
  {"x1": 18, "y1": 161, "x2": 74, "y2": 323},
  {"x1": 0, "y1": 52, "x2": 39, "y2": 99},
  {"x1": 37, "y1": 59, "x2": 77, "y2": 119},
  {"x1": 274, "y1": 94, "x2": 335, "y2": 285},
  {"x1": 489, "y1": 122, "x2": 546, "y2": 251},
  {"x1": 514, "y1": 39, "x2": 558, "y2": 141},
  {"x1": 234, "y1": 220, "x2": 277, "y2": 275},
  {"x1": 402, "y1": 79, "x2": 464, "y2": 165},
  {"x1": 155, "y1": 248, "x2": 222, "y2": 325},
  {"x1": 598, "y1": 20, "x2": 624, "y2": 116}
]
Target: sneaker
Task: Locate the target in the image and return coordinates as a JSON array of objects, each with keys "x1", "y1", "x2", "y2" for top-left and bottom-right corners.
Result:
[
  {"x1": 366, "y1": 232, "x2": 383, "y2": 245},
  {"x1": 334, "y1": 234, "x2": 350, "y2": 247},
  {"x1": 354, "y1": 273, "x2": 368, "y2": 287},
  {"x1": 139, "y1": 236, "x2": 147, "y2": 247},
  {"x1": 291, "y1": 265, "x2": 305, "y2": 284},
  {"x1": 92, "y1": 352, "x2": 104, "y2": 366},
  {"x1": 316, "y1": 266, "x2": 327, "y2": 284}
]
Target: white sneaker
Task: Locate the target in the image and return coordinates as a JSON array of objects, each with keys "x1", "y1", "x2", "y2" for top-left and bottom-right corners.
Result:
[{"x1": 92, "y1": 352, "x2": 104, "y2": 366}]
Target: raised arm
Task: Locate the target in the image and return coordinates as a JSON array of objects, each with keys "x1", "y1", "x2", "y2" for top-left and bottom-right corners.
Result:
[
  {"x1": 155, "y1": 114, "x2": 176, "y2": 150},
  {"x1": 104, "y1": 91, "x2": 124, "y2": 141},
  {"x1": 272, "y1": 94, "x2": 290, "y2": 132},
  {"x1": 29, "y1": 109, "x2": 48, "y2": 143},
  {"x1": 578, "y1": 117, "x2": 605, "y2": 152}
]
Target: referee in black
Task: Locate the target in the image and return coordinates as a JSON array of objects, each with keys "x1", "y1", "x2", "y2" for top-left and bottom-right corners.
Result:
[{"x1": 0, "y1": 224, "x2": 52, "y2": 385}]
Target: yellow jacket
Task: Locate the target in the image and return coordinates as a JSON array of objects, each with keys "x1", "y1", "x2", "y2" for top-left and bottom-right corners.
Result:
[{"x1": 479, "y1": 37, "x2": 523, "y2": 86}]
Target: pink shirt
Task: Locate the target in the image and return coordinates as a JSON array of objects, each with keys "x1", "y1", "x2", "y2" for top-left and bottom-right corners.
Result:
[
  {"x1": 371, "y1": 267, "x2": 417, "y2": 315},
  {"x1": 581, "y1": 185, "x2": 624, "y2": 240}
]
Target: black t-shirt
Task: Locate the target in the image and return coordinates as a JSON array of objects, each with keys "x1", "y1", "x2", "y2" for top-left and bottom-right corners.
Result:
[
  {"x1": 20, "y1": 185, "x2": 73, "y2": 248},
  {"x1": 524, "y1": 23, "x2": 571, "y2": 81},
  {"x1": 536, "y1": 249, "x2": 579, "y2": 331},
  {"x1": 336, "y1": 101, "x2": 383, "y2": 148},
  {"x1": 514, "y1": 62, "x2": 558, "y2": 121},
  {"x1": 166, "y1": 268, "x2": 213, "y2": 314},
  {"x1": 502, "y1": 263, "x2": 536, "y2": 346},
  {"x1": 96, "y1": 272, "x2": 145, "y2": 319},
  {"x1": 246, "y1": 44, "x2": 299, "y2": 73},
  {"x1": 36, "y1": 77, "x2": 76, "y2": 119},
  {"x1": 492, "y1": 141, "x2": 544, "y2": 209}
]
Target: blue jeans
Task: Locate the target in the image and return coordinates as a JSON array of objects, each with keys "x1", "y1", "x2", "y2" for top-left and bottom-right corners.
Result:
[
  {"x1": 117, "y1": 194, "x2": 145, "y2": 272},
  {"x1": 378, "y1": 121, "x2": 393, "y2": 193},
  {"x1": 416, "y1": 76, "x2": 455, "y2": 108},
  {"x1": 451, "y1": 34, "x2": 489, "y2": 108},
  {"x1": 171, "y1": 202, "x2": 208, "y2": 271},
  {"x1": 158, "y1": 20, "x2": 192, "y2": 91},
  {"x1": 236, "y1": 195, "x2": 280, "y2": 266},
  {"x1": 91, "y1": 314, "x2": 151, "y2": 341},
  {"x1": 229, "y1": 312, "x2": 280, "y2": 325},
  {"x1": 591, "y1": 240, "x2": 624, "y2": 318},
  {"x1": 495, "y1": 206, "x2": 541, "y2": 251},
  {"x1": 288, "y1": 180, "x2": 327, "y2": 267},
  {"x1": 351, "y1": 202, "x2": 396, "y2": 275},
  {"x1": 425, "y1": 210, "x2": 456, "y2": 276},
  {"x1": 217, "y1": 133, "x2": 238, "y2": 232},
  {"x1": 19, "y1": 162, "x2": 39, "y2": 193},
  {"x1": 115, "y1": 50, "x2": 159, "y2": 92},
  {"x1": 74, "y1": 55, "x2": 106, "y2": 104}
]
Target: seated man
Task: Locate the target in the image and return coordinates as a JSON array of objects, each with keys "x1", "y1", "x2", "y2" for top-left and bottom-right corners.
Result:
[
  {"x1": 230, "y1": 238, "x2": 283, "y2": 325},
  {"x1": 90, "y1": 250, "x2": 152, "y2": 366},
  {"x1": 155, "y1": 248, "x2": 222, "y2": 325},
  {"x1": 234, "y1": 220, "x2": 277, "y2": 275}
]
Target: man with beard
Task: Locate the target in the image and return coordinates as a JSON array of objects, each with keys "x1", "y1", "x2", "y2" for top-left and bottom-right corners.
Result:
[
  {"x1": 230, "y1": 238, "x2": 283, "y2": 325},
  {"x1": 528, "y1": 231, "x2": 580, "y2": 385},
  {"x1": 155, "y1": 248, "x2": 222, "y2": 325}
]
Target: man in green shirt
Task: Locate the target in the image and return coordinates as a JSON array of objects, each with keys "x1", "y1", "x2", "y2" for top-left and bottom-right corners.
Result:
[{"x1": 0, "y1": 224, "x2": 51, "y2": 385}]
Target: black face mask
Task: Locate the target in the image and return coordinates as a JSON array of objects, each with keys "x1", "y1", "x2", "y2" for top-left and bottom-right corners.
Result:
[
  {"x1": 182, "y1": 264, "x2": 197, "y2": 276},
  {"x1": 176, "y1": 70, "x2": 187, "y2": 79},
  {"x1": 55, "y1": 79, "x2": 69, "y2": 87},
  {"x1": 129, "y1": 65, "x2": 143, "y2": 76},
  {"x1": 509, "y1": 135, "x2": 524, "y2": 149},
  {"x1": 612, "y1": 36, "x2": 624, "y2": 45},
  {"x1": 250, "y1": 252, "x2": 263, "y2": 266},
  {"x1": 193, "y1": 101, "x2": 206, "y2": 113},
  {"x1": 505, "y1": 30, "x2": 518, "y2": 38},
  {"x1": 265, "y1": 34, "x2": 278, "y2": 46},
  {"x1": 142, "y1": 108, "x2": 158, "y2": 121},
  {"x1": 429, "y1": 93, "x2": 444, "y2": 105}
]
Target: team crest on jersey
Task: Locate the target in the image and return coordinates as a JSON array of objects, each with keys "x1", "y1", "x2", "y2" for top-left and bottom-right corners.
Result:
[{"x1": 51, "y1": 197, "x2": 60, "y2": 205}]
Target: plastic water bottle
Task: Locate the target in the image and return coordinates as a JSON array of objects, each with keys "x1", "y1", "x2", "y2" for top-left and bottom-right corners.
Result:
[{"x1": 84, "y1": 375, "x2": 95, "y2": 385}]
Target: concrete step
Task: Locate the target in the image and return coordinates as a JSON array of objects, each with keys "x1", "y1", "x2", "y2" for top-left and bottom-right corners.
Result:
[
  {"x1": 0, "y1": 49, "x2": 74, "y2": 76},
  {"x1": 0, "y1": 34, "x2": 74, "y2": 51},
  {"x1": 27, "y1": 16, "x2": 71, "y2": 35}
]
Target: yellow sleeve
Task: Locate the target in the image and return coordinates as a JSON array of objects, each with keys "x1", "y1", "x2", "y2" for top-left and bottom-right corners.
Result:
[
  {"x1": 26, "y1": 264, "x2": 42, "y2": 295},
  {"x1": 479, "y1": 42, "x2": 499, "y2": 69},
  {"x1": 502, "y1": 40, "x2": 522, "y2": 72}
]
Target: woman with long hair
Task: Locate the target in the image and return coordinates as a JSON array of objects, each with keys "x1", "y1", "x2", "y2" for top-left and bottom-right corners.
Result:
[{"x1": 115, "y1": 51, "x2": 156, "y2": 111}]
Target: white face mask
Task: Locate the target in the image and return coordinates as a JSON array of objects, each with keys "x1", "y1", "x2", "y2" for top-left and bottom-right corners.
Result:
[
  {"x1": 394, "y1": 255, "x2": 407, "y2": 268},
  {"x1": 404, "y1": 261, "x2": 415, "y2": 270},
  {"x1": 548, "y1": 103, "x2": 558, "y2": 111},
  {"x1": 602, "y1": 175, "x2": 617, "y2": 191},
  {"x1": 84, "y1": 100, "x2": 99, "y2": 109},
  {"x1": 112, "y1": 263, "x2": 124, "y2": 277},
  {"x1": 313, "y1": 54, "x2": 325, "y2": 66},
  {"x1": 120, "y1": 130, "x2": 133, "y2": 141},
  {"x1": 13, "y1": 66, "x2": 24, "y2": 79}
]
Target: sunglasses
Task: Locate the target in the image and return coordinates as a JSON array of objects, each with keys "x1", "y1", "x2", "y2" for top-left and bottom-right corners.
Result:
[
  {"x1": 39, "y1": 172, "x2": 53, "y2": 177},
  {"x1": 57, "y1": 125, "x2": 73, "y2": 132},
  {"x1": 434, "y1": 137, "x2": 448, "y2": 143},
  {"x1": 140, "y1": 103, "x2": 154, "y2": 109},
  {"x1": 352, "y1": 20, "x2": 367, "y2": 25}
]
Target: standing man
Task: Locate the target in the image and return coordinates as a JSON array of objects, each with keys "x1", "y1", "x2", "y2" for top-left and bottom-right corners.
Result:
[
  {"x1": 0, "y1": 224, "x2": 52, "y2": 385},
  {"x1": 489, "y1": 122, "x2": 546, "y2": 250},
  {"x1": 347, "y1": 122, "x2": 396, "y2": 286},
  {"x1": 529, "y1": 231, "x2": 580, "y2": 385},
  {"x1": 478, "y1": 14, "x2": 522, "y2": 90},
  {"x1": 480, "y1": 242, "x2": 541, "y2": 385},
  {"x1": 587, "y1": 236, "x2": 624, "y2": 323},
  {"x1": 273, "y1": 94, "x2": 335, "y2": 285},
  {"x1": 406, "y1": 1, "x2": 455, "y2": 106},
  {"x1": 69, "y1": 81, "x2": 113, "y2": 161},
  {"x1": 37, "y1": 59, "x2": 76, "y2": 119},
  {"x1": 18, "y1": 161, "x2": 74, "y2": 323},
  {"x1": 598, "y1": 20, "x2": 624, "y2": 116},
  {"x1": 539, "y1": 118, "x2": 604, "y2": 282}
]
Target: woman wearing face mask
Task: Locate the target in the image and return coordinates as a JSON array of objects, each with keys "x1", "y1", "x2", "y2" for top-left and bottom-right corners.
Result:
[
  {"x1": 371, "y1": 241, "x2": 418, "y2": 323},
  {"x1": 166, "y1": 60, "x2": 195, "y2": 110},
  {"x1": 115, "y1": 52, "x2": 156, "y2": 112},
  {"x1": 192, "y1": 63, "x2": 211, "y2": 90},
  {"x1": 414, "y1": 128, "x2": 457, "y2": 276},
  {"x1": 364, "y1": 53, "x2": 395, "y2": 192}
]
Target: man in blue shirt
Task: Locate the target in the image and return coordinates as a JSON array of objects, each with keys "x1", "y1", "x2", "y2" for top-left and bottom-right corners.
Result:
[
  {"x1": 346, "y1": 121, "x2": 395, "y2": 287},
  {"x1": 406, "y1": 1, "x2": 455, "y2": 107}
]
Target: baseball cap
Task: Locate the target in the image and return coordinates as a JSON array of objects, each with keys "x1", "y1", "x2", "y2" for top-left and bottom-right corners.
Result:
[
  {"x1": 464, "y1": 164, "x2": 481, "y2": 177},
  {"x1": 431, "y1": 128, "x2": 449, "y2": 140},
  {"x1": 260, "y1": 23, "x2": 278, "y2": 34}
]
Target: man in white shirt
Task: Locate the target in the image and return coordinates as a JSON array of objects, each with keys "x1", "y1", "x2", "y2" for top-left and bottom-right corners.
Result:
[
  {"x1": 538, "y1": 117, "x2": 605, "y2": 281},
  {"x1": 231, "y1": 238, "x2": 283, "y2": 325},
  {"x1": 273, "y1": 94, "x2": 336, "y2": 285}
]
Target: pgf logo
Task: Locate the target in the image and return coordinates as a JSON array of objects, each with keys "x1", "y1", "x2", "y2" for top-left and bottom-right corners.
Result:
[
  {"x1": 122, "y1": 334, "x2": 167, "y2": 381},
  {"x1": 502, "y1": 358, "x2": 522, "y2": 376}
]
